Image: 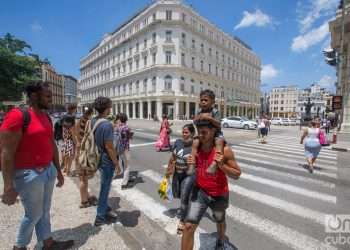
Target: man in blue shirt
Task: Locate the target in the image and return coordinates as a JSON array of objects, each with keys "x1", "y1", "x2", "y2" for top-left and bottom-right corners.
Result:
[{"x1": 93, "y1": 97, "x2": 121, "y2": 226}]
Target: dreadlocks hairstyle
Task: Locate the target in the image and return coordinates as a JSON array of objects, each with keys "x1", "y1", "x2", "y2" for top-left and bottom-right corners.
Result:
[{"x1": 24, "y1": 81, "x2": 50, "y2": 98}]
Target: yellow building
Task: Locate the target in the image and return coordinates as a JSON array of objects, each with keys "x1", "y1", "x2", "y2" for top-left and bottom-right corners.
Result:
[{"x1": 41, "y1": 64, "x2": 64, "y2": 109}]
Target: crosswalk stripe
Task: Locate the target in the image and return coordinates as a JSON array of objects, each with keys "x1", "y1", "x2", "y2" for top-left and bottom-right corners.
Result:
[
  {"x1": 240, "y1": 143, "x2": 337, "y2": 160},
  {"x1": 225, "y1": 206, "x2": 336, "y2": 250},
  {"x1": 235, "y1": 154, "x2": 337, "y2": 179},
  {"x1": 112, "y1": 178, "x2": 215, "y2": 250},
  {"x1": 239, "y1": 162, "x2": 335, "y2": 189},
  {"x1": 243, "y1": 141, "x2": 337, "y2": 158},
  {"x1": 141, "y1": 170, "x2": 336, "y2": 250},
  {"x1": 154, "y1": 168, "x2": 327, "y2": 225},
  {"x1": 255, "y1": 141, "x2": 337, "y2": 155},
  {"x1": 233, "y1": 149, "x2": 337, "y2": 171},
  {"x1": 241, "y1": 173, "x2": 336, "y2": 203},
  {"x1": 233, "y1": 145, "x2": 336, "y2": 164},
  {"x1": 131, "y1": 139, "x2": 176, "y2": 148}
]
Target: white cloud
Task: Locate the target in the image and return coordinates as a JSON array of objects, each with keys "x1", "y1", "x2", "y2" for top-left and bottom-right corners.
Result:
[
  {"x1": 234, "y1": 9, "x2": 273, "y2": 30},
  {"x1": 261, "y1": 64, "x2": 279, "y2": 81},
  {"x1": 297, "y1": 0, "x2": 338, "y2": 33},
  {"x1": 31, "y1": 22, "x2": 43, "y2": 32},
  {"x1": 291, "y1": 21, "x2": 329, "y2": 52},
  {"x1": 317, "y1": 75, "x2": 335, "y2": 89}
]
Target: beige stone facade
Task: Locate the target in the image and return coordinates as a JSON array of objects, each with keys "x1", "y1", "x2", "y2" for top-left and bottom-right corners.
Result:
[
  {"x1": 329, "y1": 2, "x2": 350, "y2": 131},
  {"x1": 41, "y1": 64, "x2": 64, "y2": 108}
]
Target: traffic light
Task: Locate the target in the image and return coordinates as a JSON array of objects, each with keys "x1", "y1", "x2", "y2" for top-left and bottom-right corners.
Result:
[{"x1": 323, "y1": 48, "x2": 337, "y2": 66}]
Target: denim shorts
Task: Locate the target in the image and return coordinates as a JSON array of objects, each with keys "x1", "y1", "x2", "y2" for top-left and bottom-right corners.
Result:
[{"x1": 185, "y1": 187, "x2": 229, "y2": 224}]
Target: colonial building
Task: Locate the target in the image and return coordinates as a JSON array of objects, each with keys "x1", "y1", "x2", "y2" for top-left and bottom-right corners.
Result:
[
  {"x1": 269, "y1": 86, "x2": 299, "y2": 118},
  {"x1": 79, "y1": 0, "x2": 261, "y2": 120},
  {"x1": 41, "y1": 63, "x2": 64, "y2": 108},
  {"x1": 329, "y1": 1, "x2": 350, "y2": 131},
  {"x1": 62, "y1": 75, "x2": 78, "y2": 104}
]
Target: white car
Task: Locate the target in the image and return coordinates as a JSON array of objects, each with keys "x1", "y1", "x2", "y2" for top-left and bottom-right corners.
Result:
[
  {"x1": 288, "y1": 118, "x2": 297, "y2": 126},
  {"x1": 281, "y1": 118, "x2": 290, "y2": 125},
  {"x1": 221, "y1": 116, "x2": 257, "y2": 130},
  {"x1": 271, "y1": 117, "x2": 283, "y2": 125}
]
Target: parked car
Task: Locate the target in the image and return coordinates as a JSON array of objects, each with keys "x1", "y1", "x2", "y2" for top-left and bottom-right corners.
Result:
[
  {"x1": 271, "y1": 117, "x2": 283, "y2": 125},
  {"x1": 281, "y1": 118, "x2": 290, "y2": 126},
  {"x1": 221, "y1": 116, "x2": 257, "y2": 130},
  {"x1": 288, "y1": 118, "x2": 297, "y2": 126}
]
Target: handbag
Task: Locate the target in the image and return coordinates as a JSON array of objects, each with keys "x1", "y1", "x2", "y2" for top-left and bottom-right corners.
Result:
[{"x1": 318, "y1": 129, "x2": 327, "y2": 146}]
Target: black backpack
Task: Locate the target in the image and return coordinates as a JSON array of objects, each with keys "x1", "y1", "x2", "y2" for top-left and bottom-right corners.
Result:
[
  {"x1": 0, "y1": 108, "x2": 31, "y2": 170},
  {"x1": 54, "y1": 119, "x2": 63, "y2": 141}
]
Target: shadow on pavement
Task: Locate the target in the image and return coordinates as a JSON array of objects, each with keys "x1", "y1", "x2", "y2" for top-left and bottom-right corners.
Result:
[
  {"x1": 34, "y1": 223, "x2": 101, "y2": 250},
  {"x1": 109, "y1": 196, "x2": 141, "y2": 228},
  {"x1": 199, "y1": 233, "x2": 238, "y2": 250}
]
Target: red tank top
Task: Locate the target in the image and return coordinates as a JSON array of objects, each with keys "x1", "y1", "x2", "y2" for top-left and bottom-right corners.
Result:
[{"x1": 196, "y1": 148, "x2": 228, "y2": 196}]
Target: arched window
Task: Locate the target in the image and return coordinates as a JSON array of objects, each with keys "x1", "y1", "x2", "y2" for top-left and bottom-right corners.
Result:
[
  {"x1": 152, "y1": 77, "x2": 156, "y2": 92},
  {"x1": 164, "y1": 75, "x2": 172, "y2": 90}
]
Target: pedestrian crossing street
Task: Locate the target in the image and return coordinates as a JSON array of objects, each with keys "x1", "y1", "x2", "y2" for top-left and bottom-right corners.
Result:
[{"x1": 112, "y1": 134, "x2": 339, "y2": 250}]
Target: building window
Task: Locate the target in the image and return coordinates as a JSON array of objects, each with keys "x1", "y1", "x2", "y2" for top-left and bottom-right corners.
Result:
[
  {"x1": 164, "y1": 75, "x2": 172, "y2": 90},
  {"x1": 166, "y1": 10, "x2": 172, "y2": 20},
  {"x1": 181, "y1": 33, "x2": 186, "y2": 46},
  {"x1": 200, "y1": 60, "x2": 204, "y2": 72},
  {"x1": 180, "y1": 77, "x2": 185, "y2": 91},
  {"x1": 129, "y1": 47, "x2": 132, "y2": 56},
  {"x1": 152, "y1": 13, "x2": 156, "y2": 21},
  {"x1": 209, "y1": 48, "x2": 212, "y2": 56},
  {"x1": 166, "y1": 30, "x2": 172, "y2": 42},
  {"x1": 209, "y1": 64, "x2": 212, "y2": 73},
  {"x1": 191, "y1": 85, "x2": 195, "y2": 94},
  {"x1": 200, "y1": 43, "x2": 204, "y2": 53},
  {"x1": 129, "y1": 62, "x2": 132, "y2": 72},
  {"x1": 192, "y1": 57, "x2": 195, "y2": 69},
  {"x1": 216, "y1": 51, "x2": 219, "y2": 60},
  {"x1": 144, "y1": 39, "x2": 147, "y2": 49},
  {"x1": 136, "y1": 59, "x2": 139, "y2": 70},
  {"x1": 182, "y1": 13, "x2": 186, "y2": 22},
  {"x1": 136, "y1": 42, "x2": 139, "y2": 52},
  {"x1": 123, "y1": 50, "x2": 126, "y2": 59},
  {"x1": 136, "y1": 81, "x2": 140, "y2": 94},
  {"x1": 144, "y1": 56, "x2": 148, "y2": 67},
  {"x1": 192, "y1": 39, "x2": 195, "y2": 49},
  {"x1": 152, "y1": 77, "x2": 156, "y2": 91},
  {"x1": 152, "y1": 52, "x2": 156, "y2": 65},
  {"x1": 166, "y1": 51, "x2": 172, "y2": 64},
  {"x1": 216, "y1": 66, "x2": 218, "y2": 76},
  {"x1": 181, "y1": 53, "x2": 186, "y2": 66},
  {"x1": 152, "y1": 33, "x2": 156, "y2": 44},
  {"x1": 143, "y1": 79, "x2": 148, "y2": 92}
]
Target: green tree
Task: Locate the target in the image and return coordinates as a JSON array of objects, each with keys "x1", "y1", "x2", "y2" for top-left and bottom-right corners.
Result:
[{"x1": 0, "y1": 33, "x2": 44, "y2": 102}]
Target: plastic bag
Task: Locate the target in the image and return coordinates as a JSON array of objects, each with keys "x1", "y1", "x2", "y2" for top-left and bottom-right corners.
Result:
[
  {"x1": 158, "y1": 176, "x2": 168, "y2": 200},
  {"x1": 158, "y1": 176, "x2": 173, "y2": 200}
]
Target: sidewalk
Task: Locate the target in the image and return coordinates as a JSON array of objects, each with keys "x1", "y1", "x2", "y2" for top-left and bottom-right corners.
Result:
[
  {"x1": 0, "y1": 175, "x2": 129, "y2": 250},
  {"x1": 331, "y1": 132, "x2": 350, "y2": 152}
]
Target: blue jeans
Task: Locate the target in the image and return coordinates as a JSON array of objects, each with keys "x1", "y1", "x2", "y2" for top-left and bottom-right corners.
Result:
[
  {"x1": 13, "y1": 163, "x2": 57, "y2": 247},
  {"x1": 97, "y1": 163, "x2": 114, "y2": 218}
]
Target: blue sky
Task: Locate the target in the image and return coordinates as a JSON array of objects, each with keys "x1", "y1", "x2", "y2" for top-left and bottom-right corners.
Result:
[{"x1": 0, "y1": 0, "x2": 339, "y2": 93}]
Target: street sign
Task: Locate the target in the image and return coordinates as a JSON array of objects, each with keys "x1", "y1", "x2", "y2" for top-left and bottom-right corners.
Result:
[{"x1": 332, "y1": 95, "x2": 342, "y2": 110}]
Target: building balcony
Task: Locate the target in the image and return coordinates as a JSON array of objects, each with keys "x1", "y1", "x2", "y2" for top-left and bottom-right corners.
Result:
[{"x1": 161, "y1": 89, "x2": 175, "y2": 96}]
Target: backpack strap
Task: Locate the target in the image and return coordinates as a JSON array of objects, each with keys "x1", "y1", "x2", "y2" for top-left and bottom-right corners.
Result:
[{"x1": 19, "y1": 108, "x2": 31, "y2": 132}]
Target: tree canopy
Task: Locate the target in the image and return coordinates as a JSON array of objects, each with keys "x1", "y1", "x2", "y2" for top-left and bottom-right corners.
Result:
[{"x1": 0, "y1": 33, "x2": 46, "y2": 102}]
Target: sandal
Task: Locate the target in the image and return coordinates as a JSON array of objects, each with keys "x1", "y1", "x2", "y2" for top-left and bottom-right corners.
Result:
[
  {"x1": 177, "y1": 222, "x2": 185, "y2": 235},
  {"x1": 88, "y1": 196, "x2": 98, "y2": 206},
  {"x1": 79, "y1": 201, "x2": 92, "y2": 208}
]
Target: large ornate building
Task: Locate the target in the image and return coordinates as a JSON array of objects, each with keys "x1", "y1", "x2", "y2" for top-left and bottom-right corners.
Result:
[
  {"x1": 79, "y1": 0, "x2": 261, "y2": 120},
  {"x1": 41, "y1": 63, "x2": 64, "y2": 109},
  {"x1": 329, "y1": 1, "x2": 350, "y2": 131}
]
